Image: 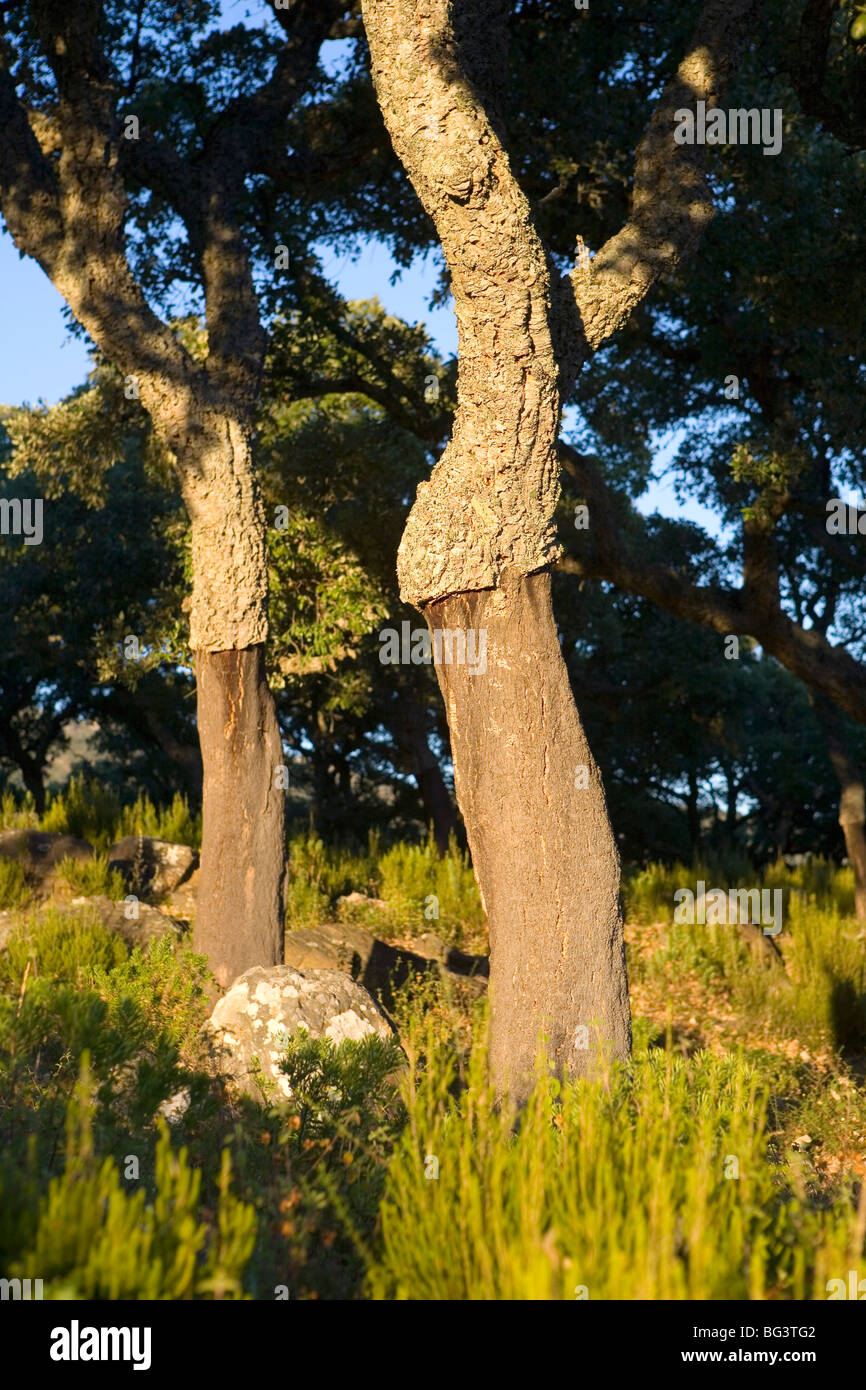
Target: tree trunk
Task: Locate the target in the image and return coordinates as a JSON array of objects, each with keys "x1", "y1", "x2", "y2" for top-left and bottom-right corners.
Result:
[
  {"x1": 395, "y1": 690, "x2": 457, "y2": 854},
  {"x1": 725, "y1": 765, "x2": 738, "y2": 849},
  {"x1": 196, "y1": 645, "x2": 286, "y2": 993},
  {"x1": 686, "y1": 769, "x2": 702, "y2": 861},
  {"x1": 174, "y1": 411, "x2": 285, "y2": 991},
  {"x1": 839, "y1": 791, "x2": 866, "y2": 921},
  {"x1": 361, "y1": 0, "x2": 755, "y2": 1101},
  {"x1": 0, "y1": 34, "x2": 287, "y2": 991},
  {"x1": 813, "y1": 695, "x2": 866, "y2": 919},
  {"x1": 21, "y1": 757, "x2": 46, "y2": 815},
  {"x1": 427, "y1": 571, "x2": 629, "y2": 1102}
]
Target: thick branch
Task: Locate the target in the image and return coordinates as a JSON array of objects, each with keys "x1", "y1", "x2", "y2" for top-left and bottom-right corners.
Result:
[
  {"x1": 560, "y1": 0, "x2": 761, "y2": 376},
  {"x1": 788, "y1": 0, "x2": 866, "y2": 148},
  {"x1": 559, "y1": 442, "x2": 866, "y2": 724},
  {"x1": 286, "y1": 371, "x2": 451, "y2": 441}
]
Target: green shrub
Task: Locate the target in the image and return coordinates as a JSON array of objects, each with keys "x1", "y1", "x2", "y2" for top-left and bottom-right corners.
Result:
[
  {"x1": 371, "y1": 835, "x2": 484, "y2": 947},
  {"x1": 623, "y1": 856, "x2": 857, "y2": 926},
  {"x1": 284, "y1": 828, "x2": 485, "y2": 948},
  {"x1": 0, "y1": 907, "x2": 128, "y2": 992},
  {"x1": 55, "y1": 853, "x2": 126, "y2": 900},
  {"x1": 93, "y1": 936, "x2": 212, "y2": 1053},
  {"x1": 285, "y1": 831, "x2": 373, "y2": 930},
  {"x1": 40, "y1": 776, "x2": 123, "y2": 851},
  {"x1": 366, "y1": 1021, "x2": 865, "y2": 1301},
  {"x1": 757, "y1": 895, "x2": 866, "y2": 1054},
  {"x1": 8, "y1": 1059, "x2": 255, "y2": 1299},
  {"x1": 0, "y1": 857, "x2": 30, "y2": 910},
  {"x1": 0, "y1": 934, "x2": 217, "y2": 1242},
  {"x1": 0, "y1": 789, "x2": 39, "y2": 831},
  {"x1": 116, "y1": 791, "x2": 201, "y2": 852},
  {"x1": 38, "y1": 776, "x2": 201, "y2": 854},
  {"x1": 245, "y1": 1031, "x2": 405, "y2": 1300}
]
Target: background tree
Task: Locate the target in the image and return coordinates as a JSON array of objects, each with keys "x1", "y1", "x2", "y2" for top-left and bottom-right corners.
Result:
[
  {"x1": 556, "y1": 25, "x2": 866, "y2": 904},
  {"x1": 0, "y1": 368, "x2": 193, "y2": 808},
  {"x1": 0, "y1": 0, "x2": 370, "y2": 989}
]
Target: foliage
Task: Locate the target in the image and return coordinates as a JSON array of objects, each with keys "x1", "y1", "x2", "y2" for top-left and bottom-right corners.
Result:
[
  {"x1": 285, "y1": 827, "x2": 484, "y2": 947},
  {"x1": 1, "y1": 778, "x2": 866, "y2": 1301},
  {"x1": 0, "y1": 906, "x2": 129, "y2": 993},
  {"x1": 37, "y1": 776, "x2": 201, "y2": 853},
  {"x1": 259, "y1": 1031, "x2": 406, "y2": 1299},
  {"x1": 367, "y1": 1021, "x2": 865, "y2": 1301},
  {"x1": 0, "y1": 857, "x2": 30, "y2": 910},
  {"x1": 8, "y1": 1059, "x2": 255, "y2": 1300},
  {"x1": 54, "y1": 853, "x2": 126, "y2": 900}
]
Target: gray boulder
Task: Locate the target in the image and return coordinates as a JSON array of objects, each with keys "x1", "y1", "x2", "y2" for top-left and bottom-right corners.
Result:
[
  {"x1": 0, "y1": 830, "x2": 92, "y2": 883},
  {"x1": 282, "y1": 921, "x2": 488, "y2": 1005},
  {"x1": 206, "y1": 965, "x2": 395, "y2": 1099},
  {"x1": 107, "y1": 837, "x2": 197, "y2": 898},
  {"x1": 67, "y1": 894, "x2": 185, "y2": 950}
]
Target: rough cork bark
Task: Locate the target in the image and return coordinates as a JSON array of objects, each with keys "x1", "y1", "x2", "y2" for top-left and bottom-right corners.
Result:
[{"x1": 362, "y1": 0, "x2": 758, "y2": 1100}]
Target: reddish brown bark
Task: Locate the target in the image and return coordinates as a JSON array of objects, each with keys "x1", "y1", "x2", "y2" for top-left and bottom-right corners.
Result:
[
  {"x1": 196, "y1": 646, "x2": 286, "y2": 993},
  {"x1": 427, "y1": 571, "x2": 629, "y2": 1100}
]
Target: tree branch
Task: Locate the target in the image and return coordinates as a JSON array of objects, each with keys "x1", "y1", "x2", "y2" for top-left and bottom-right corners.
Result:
[
  {"x1": 560, "y1": 0, "x2": 761, "y2": 377},
  {"x1": 788, "y1": 0, "x2": 866, "y2": 148},
  {"x1": 558, "y1": 441, "x2": 866, "y2": 724}
]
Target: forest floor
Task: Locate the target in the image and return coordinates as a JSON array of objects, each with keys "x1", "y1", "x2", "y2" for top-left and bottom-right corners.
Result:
[{"x1": 1, "y1": 782, "x2": 865, "y2": 1298}]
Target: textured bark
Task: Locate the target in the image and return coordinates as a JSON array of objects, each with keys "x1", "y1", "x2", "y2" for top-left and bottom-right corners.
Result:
[
  {"x1": 171, "y1": 408, "x2": 269, "y2": 653},
  {"x1": 362, "y1": 0, "x2": 757, "y2": 1100},
  {"x1": 375, "y1": 10, "x2": 561, "y2": 609},
  {"x1": 562, "y1": 0, "x2": 760, "y2": 374},
  {"x1": 428, "y1": 572, "x2": 629, "y2": 1099},
  {"x1": 196, "y1": 646, "x2": 286, "y2": 994}
]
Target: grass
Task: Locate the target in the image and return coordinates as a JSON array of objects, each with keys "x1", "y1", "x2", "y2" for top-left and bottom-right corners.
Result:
[
  {"x1": 367, "y1": 1014, "x2": 866, "y2": 1300},
  {"x1": 0, "y1": 904, "x2": 129, "y2": 992},
  {"x1": 285, "y1": 828, "x2": 485, "y2": 950},
  {"x1": 0, "y1": 779, "x2": 865, "y2": 1299},
  {"x1": 54, "y1": 852, "x2": 126, "y2": 900},
  {"x1": 0, "y1": 857, "x2": 30, "y2": 910},
  {"x1": 623, "y1": 854, "x2": 857, "y2": 924},
  {"x1": 2, "y1": 776, "x2": 202, "y2": 854}
]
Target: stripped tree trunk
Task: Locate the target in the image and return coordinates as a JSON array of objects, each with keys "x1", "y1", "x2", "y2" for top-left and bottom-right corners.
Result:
[
  {"x1": 197, "y1": 646, "x2": 285, "y2": 988},
  {"x1": 362, "y1": 0, "x2": 758, "y2": 1100},
  {"x1": 169, "y1": 406, "x2": 286, "y2": 989},
  {"x1": 428, "y1": 575, "x2": 627, "y2": 1093}
]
